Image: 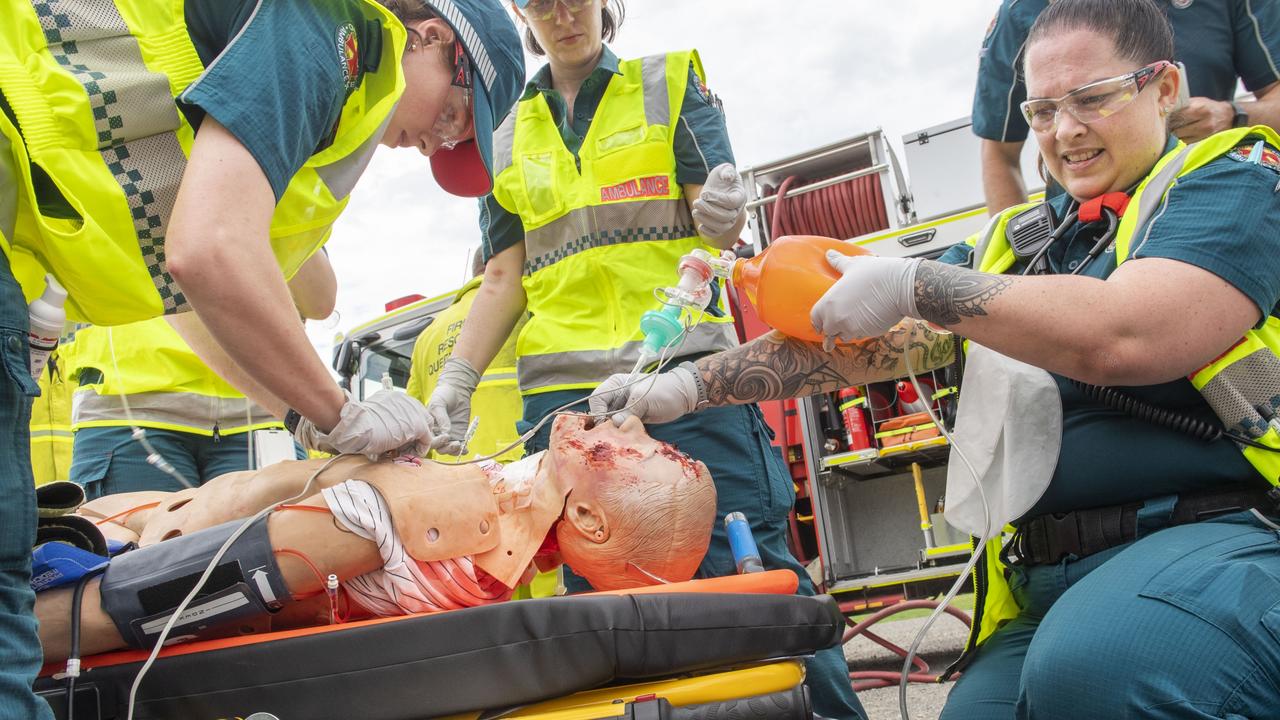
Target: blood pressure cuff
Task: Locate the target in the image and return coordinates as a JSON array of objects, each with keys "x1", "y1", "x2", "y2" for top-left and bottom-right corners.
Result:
[{"x1": 99, "y1": 516, "x2": 289, "y2": 649}]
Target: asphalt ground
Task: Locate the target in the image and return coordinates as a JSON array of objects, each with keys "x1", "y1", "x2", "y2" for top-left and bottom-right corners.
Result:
[{"x1": 839, "y1": 603, "x2": 970, "y2": 720}]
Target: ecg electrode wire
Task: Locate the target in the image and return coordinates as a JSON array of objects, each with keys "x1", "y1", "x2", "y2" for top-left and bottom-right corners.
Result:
[{"x1": 125, "y1": 454, "x2": 349, "y2": 719}]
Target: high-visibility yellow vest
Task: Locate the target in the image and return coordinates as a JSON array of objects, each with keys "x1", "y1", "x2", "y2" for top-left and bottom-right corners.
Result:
[
  {"x1": 406, "y1": 277, "x2": 526, "y2": 462},
  {"x1": 29, "y1": 344, "x2": 74, "y2": 486},
  {"x1": 0, "y1": 0, "x2": 405, "y2": 324},
  {"x1": 489, "y1": 50, "x2": 737, "y2": 395},
  {"x1": 68, "y1": 316, "x2": 279, "y2": 436},
  {"x1": 952, "y1": 126, "x2": 1280, "y2": 671}
]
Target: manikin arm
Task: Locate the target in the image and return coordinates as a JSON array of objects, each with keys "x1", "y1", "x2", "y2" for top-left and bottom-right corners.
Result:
[{"x1": 37, "y1": 497, "x2": 380, "y2": 662}]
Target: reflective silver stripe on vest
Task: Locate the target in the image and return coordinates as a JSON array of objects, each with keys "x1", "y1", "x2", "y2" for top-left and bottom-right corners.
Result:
[
  {"x1": 72, "y1": 388, "x2": 278, "y2": 432},
  {"x1": 639, "y1": 54, "x2": 670, "y2": 126},
  {"x1": 433, "y1": 0, "x2": 496, "y2": 90},
  {"x1": 968, "y1": 213, "x2": 1003, "y2": 270},
  {"x1": 516, "y1": 322, "x2": 737, "y2": 392},
  {"x1": 1127, "y1": 146, "x2": 1191, "y2": 256},
  {"x1": 1197, "y1": 345, "x2": 1280, "y2": 437},
  {"x1": 314, "y1": 112, "x2": 394, "y2": 200},
  {"x1": 481, "y1": 371, "x2": 517, "y2": 383},
  {"x1": 29, "y1": 428, "x2": 74, "y2": 440},
  {"x1": 491, "y1": 112, "x2": 517, "y2": 178},
  {"x1": 33, "y1": 0, "x2": 189, "y2": 312},
  {"x1": 523, "y1": 198, "x2": 696, "y2": 274}
]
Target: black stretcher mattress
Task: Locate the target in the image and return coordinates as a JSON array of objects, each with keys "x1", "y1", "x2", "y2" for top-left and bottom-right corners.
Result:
[{"x1": 36, "y1": 591, "x2": 844, "y2": 719}]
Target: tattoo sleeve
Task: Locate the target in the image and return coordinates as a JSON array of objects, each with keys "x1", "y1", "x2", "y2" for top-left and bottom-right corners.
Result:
[
  {"x1": 699, "y1": 321, "x2": 955, "y2": 406},
  {"x1": 913, "y1": 261, "x2": 1011, "y2": 327}
]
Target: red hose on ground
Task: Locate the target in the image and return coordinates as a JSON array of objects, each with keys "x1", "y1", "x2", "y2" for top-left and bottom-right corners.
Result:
[
  {"x1": 764, "y1": 173, "x2": 891, "y2": 242},
  {"x1": 842, "y1": 599, "x2": 972, "y2": 691}
]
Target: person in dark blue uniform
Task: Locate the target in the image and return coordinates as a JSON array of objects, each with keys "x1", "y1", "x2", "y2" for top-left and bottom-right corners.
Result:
[
  {"x1": 592, "y1": 1, "x2": 1280, "y2": 717},
  {"x1": 975, "y1": 0, "x2": 1280, "y2": 213}
]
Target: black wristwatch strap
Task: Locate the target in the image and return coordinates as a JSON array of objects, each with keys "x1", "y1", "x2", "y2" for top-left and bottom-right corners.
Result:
[
  {"x1": 283, "y1": 408, "x2": 303, "y2": 434},
  {"x1": 1231, "y1": 101, "x2": 1250, "y2": 128},
  {"x1": 677, "y1": 361, "x2": 709, "y2": 411}
]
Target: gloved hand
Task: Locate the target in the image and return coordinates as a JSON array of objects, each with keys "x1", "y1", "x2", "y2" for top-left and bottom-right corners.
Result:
[
  {"x1": 691, "y1": 163, "x2": 747, "y2": 239},
  {"x1": 425, "y1": 357, "x2": 481, "y2": 455},
  {"x1": 810, "y1": 251, "x2": 922, "y2": 349},
  {"x1": 294, "y1": 390, "x2": 437, "y2": 461},
  {"x1": 587, "y1": 362, "x2": 705, "y2": 426}
]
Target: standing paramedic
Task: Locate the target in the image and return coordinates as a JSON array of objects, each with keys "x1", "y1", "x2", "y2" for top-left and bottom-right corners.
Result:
[
  {"x1": 422, "y1": 0, "x2": 865, "y2": 717},
  {"x1": 593, "y1": 0, "x2": 1280, "y2": 716},
  {"x1": 0, "y1": 0, "x2": 523, "y2": 716},
  {"x1": 975, "y1": 0, "x2": 1280, "y2": 213}
]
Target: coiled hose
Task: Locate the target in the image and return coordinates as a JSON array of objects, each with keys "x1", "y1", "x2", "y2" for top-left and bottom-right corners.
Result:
[{"x1": 764, "y1": 173, "x2": 890, "y2": 242}]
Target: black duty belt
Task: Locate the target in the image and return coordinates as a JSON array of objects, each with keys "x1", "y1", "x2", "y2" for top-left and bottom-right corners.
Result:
[{"x1": 1002, "y1": 484, "x2": 1280, "y2": 568}]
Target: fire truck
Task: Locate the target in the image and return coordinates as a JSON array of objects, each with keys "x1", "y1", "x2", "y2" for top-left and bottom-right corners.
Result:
[{"x1": 331, "y1": 114, "x2": 1045, "y2": 615}]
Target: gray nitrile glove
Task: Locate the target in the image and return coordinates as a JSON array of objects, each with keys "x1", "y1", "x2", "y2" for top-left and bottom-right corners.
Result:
[
  {"x1": 587, "y1": 362, "x2": 706, "y2": 426},
  {"x1": 425, "y1": 357, "x2": 481, "y2": 455},
  {"x1": 691, "y1": 163, "x2": 747, "y2": 240},
  {"x1": 810, "y1": 251, "x2": 922, "y2": 349},
  {"x1": 295, "y1": 390, "x2": 437, "y2": 461}
]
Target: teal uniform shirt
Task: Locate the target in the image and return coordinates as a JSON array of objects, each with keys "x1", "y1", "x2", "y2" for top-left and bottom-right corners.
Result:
[
  {"x1": 973, "y1": 0, "x2": 1280, "y2": 143},
  {"x1": 936, "y1": 135, "x2": 1280, "y2": 517},
  {"x1": 2, "y1": 0, "x2": 380, "y2": 214},
  {"x1": 479, "y1": 45, "x2": 736, "y2": 261},
  {"x1": 180, "y1": 0, "x2": 380, "y2": 200}
]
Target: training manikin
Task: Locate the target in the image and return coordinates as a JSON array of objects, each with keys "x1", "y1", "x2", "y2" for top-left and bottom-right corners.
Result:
[{"x1": 38, "y1": 415, "x2": 717, "y2": 662}]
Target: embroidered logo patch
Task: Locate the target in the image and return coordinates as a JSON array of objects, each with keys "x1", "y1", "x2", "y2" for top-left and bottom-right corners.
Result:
[
  {"x1": 600, "y1": 175, "x2": 670, "y2": 202},
  {"x1": 1227, "y1": 142, "x2": 1280, "y2": 173},
  {"x1": 337, "y1": 22, "x2": 360, "y2": 91}
]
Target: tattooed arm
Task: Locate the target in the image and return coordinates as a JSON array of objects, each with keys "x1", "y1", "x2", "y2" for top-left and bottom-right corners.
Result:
[
  {"x1": 698, "y1": 321, "x2": 954, "y2": 406},
  {"x1": 907, "y1": 258, "x2": 1258, "y2": 386}
]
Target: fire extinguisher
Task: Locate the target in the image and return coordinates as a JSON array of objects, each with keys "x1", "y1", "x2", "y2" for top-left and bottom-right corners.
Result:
[{"x1": 838, "y1": 387, "x2": 872, "y2": 451}]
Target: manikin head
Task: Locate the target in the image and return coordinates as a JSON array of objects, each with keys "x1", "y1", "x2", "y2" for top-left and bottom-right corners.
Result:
[{"x1": 544, "y1": 414, "x2": 716, "y2": 590}]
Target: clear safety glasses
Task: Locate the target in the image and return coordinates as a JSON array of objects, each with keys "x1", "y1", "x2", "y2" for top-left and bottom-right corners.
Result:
[
  {"x1": 434, "y1": 43, "x2": 474, "y2": 150},
  {"x1": 522, "y1": 0, "x2": 591, "y2": 21},
  {"x1": 1020, "y1": 60, "x2": 1173, "y2": 132}
]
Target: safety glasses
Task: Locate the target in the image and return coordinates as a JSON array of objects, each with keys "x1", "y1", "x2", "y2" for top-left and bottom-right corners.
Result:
[
  {"x1": 432, "y1": 84, "x2": 473, "y2": 151},
  {"x1": 521, "y1": 0, "x2": 591, "y2": 22},
  {"x1": 426, "y1": 42, "x2": 474, "y2": 151},
  {"x1": 1020, "y1": 60, "x2": 1173, "y2": 132}
]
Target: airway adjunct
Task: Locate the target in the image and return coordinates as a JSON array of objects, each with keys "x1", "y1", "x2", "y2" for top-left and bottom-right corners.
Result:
[{"x1": 322, "y1": 479, "x2": 512, "y2": 616}]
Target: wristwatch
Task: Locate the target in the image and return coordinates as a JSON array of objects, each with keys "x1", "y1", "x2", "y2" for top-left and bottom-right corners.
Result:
[
  {"x1": 677, "y1": 361, "x2": 709, "y2": 412},
  {"x1": 283, "y1": 408, "x2": 303, "y2": 435},
  {"x1": 1231, "y1": 101, "x2": 1250, "y2": 128}
]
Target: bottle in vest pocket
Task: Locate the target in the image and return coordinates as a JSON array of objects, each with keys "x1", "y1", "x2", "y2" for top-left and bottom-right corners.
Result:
[{"x1": 28, "y1": 275, "x2": 67, "y2": 380}]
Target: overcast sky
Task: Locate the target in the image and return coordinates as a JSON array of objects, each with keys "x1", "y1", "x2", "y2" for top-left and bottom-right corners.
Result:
[{"x1": 306, "y1": 2, "x2": 996, "y2": 361}]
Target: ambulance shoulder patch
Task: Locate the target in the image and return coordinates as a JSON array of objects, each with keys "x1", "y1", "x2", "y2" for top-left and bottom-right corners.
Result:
[
  {"x1": 1226, "y1": 142, "x2": 1280, "y2": 174},
  {"x1": 337, "y1": 22, "x2": 360, "y2": 92}
]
